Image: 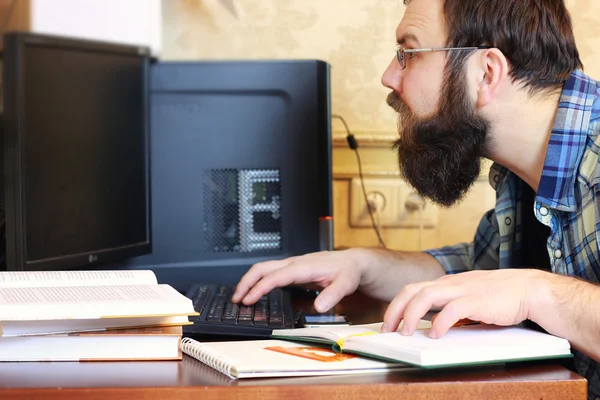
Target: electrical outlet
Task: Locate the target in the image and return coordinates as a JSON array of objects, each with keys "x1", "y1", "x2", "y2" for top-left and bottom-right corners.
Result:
[{"x1": 349, "y1": 178, "x2": 438, "y2": 228}]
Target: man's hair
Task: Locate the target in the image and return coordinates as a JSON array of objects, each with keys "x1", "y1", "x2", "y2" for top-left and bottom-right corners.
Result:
[{"x1": 404, "y1": 0, "x2": 583, "y2": 94}]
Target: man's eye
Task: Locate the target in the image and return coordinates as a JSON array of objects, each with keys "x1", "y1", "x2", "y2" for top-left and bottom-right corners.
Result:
[{"x1": 406, "y1": 52, "x2": 416, "y2": 59}]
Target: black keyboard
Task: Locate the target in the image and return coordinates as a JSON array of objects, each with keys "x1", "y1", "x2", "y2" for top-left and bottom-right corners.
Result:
[{"x1": 183, "y1": 283, "x2": 297, "y2": 338}]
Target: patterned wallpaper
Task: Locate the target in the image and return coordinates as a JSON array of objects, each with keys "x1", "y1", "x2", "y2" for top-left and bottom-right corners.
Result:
[
  {"x1": 570, "y1": 0, "x2": 600, "y2": 76},
  {"x1": 162, "y1": 0, "x2": 600, "y2": 136},
  {"x1": 162, "y1": 0, "x2": 404, "y2": 134}
]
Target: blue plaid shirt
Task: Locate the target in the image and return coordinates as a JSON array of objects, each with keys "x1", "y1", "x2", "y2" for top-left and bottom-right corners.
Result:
[{"x1": 425, "y1": 69, "x2": 600, "y2": 398}]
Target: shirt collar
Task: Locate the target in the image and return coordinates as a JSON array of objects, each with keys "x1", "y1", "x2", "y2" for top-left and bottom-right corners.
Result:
[
  {"x1": 535, "y1": 70, "x2": 599, "y2": 211},
  {"x1": 489, "y1": 70, "x2": 599, "y2": 211}
]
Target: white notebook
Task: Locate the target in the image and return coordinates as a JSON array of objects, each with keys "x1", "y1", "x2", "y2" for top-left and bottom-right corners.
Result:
[
  {"x1": 0, "y1": 326, "x2": 182, "y2": 361},
  {"x1": 180, "y1": 337, "x2": 410, "y2": 379}
]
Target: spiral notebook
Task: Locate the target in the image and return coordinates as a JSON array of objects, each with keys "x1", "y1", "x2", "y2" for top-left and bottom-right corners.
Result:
[{"x1": 180, "y1": 337, "x2": 410, "y2": 379}]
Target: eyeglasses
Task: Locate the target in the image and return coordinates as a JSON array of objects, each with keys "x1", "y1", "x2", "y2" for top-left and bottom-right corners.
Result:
[{"x1": 395, "y1": 44, "x2": 493, "y2": 70}]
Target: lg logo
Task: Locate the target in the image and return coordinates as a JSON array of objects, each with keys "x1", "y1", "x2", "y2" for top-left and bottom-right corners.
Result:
[{"x1": 88, "y1": 254, "x2": 98, "y2": 263}]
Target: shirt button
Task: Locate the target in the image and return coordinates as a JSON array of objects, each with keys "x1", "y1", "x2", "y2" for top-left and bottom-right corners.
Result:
[
  {"x1": 539, "y1": 207, "x2": 549, "y2": 216},
  {"x1": 505, "y1": 217, "x2": 512, "y2": 226},
  {"x1": 493, "y1": 175, "x2": 499, "y2": 183},
  {"x1": 554, "y1": 249, "x2": 562, "y2": 259}
]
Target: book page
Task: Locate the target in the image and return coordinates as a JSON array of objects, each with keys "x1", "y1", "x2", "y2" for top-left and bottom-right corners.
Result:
[
  {"x1": 273, "y1": 323, "x2": 383, "y2": 342},
  {"x1": 344, "y1": 324, "x2": 572, "y2": 367},
  {"x1": 0, "y1": 284, "x2": 195, "y2": 320},
  {"x1": 273, "y1": 321, "x2": 432, "y2": 342},
  {"x1": 0, "y1": 270, "x2": 158, "y2": 288},
  {"x1": 365, "y1": 325, "x2": 570, "y2": 351}
]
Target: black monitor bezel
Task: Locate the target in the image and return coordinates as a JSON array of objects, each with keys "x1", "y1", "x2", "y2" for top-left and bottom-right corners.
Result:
[{"x1": 2, "y1": 32, "x2": 152, "y2": 271}]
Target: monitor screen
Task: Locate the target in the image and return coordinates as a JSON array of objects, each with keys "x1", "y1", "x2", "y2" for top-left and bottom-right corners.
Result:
[{"x1": 1, "y1": 33, "x2": 151, "y2": 270}]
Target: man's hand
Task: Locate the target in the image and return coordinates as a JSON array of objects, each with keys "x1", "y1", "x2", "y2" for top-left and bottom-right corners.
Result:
[
  {"x1": 381, "y1": 269, "x2": 543, "y2": 338},
  {"x1": 232, "y1": 248, "x2": 445, "y2": 313},
  {"x1": 232, "y1": 249, "x2": 365, "y2": 313}
]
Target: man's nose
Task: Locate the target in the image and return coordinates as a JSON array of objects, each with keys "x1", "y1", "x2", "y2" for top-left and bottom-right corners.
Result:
[{"x1": 381, "y1": 56, "x2": 403, "y2": 94}]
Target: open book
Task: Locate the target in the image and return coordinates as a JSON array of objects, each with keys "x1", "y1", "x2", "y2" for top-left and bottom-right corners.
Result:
[
  {"x1": 0, "y1": 325, "x2": 182, "y2": 361},
  {"x1": 180, "y1": 337, "x2": 410, "y2": 379},
  {"x1": 0, "y1": 270, "x2": 197, "y2": 336},
  {"x1": 272, "y1": 322, "x2": 572, "y2": 368}
]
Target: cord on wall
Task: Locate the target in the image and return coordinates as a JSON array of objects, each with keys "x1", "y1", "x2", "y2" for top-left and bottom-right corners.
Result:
[
  {"x1": 367, "y1": 192, "x2": 385, "y2": 246},
  {"x1": 405, "y1": 192, "x2": 426, "y2": 250},
  {"x1": 332, "y1": 114, "x2": 386, "y2": 249}
]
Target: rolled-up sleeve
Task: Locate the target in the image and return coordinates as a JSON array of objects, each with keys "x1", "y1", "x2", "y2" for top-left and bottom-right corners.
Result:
[{"x1": 424, "y1": 208, "x2": 501, "y2": 274}]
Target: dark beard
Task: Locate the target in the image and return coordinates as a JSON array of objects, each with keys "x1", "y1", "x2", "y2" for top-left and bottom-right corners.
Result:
[{"x1": 389, "y1": 65, "x2": 489, "y2": 207}]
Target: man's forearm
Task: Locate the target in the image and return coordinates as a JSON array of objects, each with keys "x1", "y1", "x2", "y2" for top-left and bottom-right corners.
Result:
[
  {"x1": 355, "y1": 248, "x2": 446, "y2": 302},
  {"x1": 527, "y1": 272, "x2": 600, "y2": 361}
]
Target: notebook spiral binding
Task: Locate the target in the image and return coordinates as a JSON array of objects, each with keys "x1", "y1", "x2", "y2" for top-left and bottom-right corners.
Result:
[{"x1": 180, "y1": 337, "x2": 237, "y2": 379}]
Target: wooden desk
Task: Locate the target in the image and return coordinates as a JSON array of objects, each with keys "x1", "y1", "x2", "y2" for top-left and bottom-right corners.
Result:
[{"x1": 0, "y1": 293, "x2": 588, "y2": 400}]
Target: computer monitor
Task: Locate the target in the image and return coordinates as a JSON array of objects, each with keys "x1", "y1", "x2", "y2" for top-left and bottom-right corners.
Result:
[
  {"x1": 1, "y1": 32, "x2": 152, "y2": 271},
  {"x1": 114, "y1": 60, "x2": 333, "y2": 292}
]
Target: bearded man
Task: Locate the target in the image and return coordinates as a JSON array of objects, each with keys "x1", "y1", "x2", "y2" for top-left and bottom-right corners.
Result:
[{"x1": 233, "y1": 1, "x2": 600, "y2": 397}]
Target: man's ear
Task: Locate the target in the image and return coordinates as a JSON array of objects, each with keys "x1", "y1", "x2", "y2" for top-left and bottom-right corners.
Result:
[{"x1": 475, "y1": 48, "x2": 509, "y2": 108}]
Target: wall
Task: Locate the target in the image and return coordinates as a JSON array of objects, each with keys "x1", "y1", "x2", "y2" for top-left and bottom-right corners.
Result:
[
  {"x1": 161, "y1": 0, "x2": 600, "y2": 251},
  {"x1": 0, "y1": 0, "x2": 161, "y2": 54},
  {"x1": 0, "y1": 0, "x2": 162, "y2": 111}
]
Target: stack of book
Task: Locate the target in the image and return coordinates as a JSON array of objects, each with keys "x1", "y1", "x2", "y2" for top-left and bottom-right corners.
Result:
[{"x1": 0, "y1": 270, "x2": 198, "y2": 361}]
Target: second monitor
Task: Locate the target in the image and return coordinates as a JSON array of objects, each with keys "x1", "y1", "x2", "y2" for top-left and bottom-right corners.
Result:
[{"x1": 1, "y1": 32, "x2": 151, "y2": 271}]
